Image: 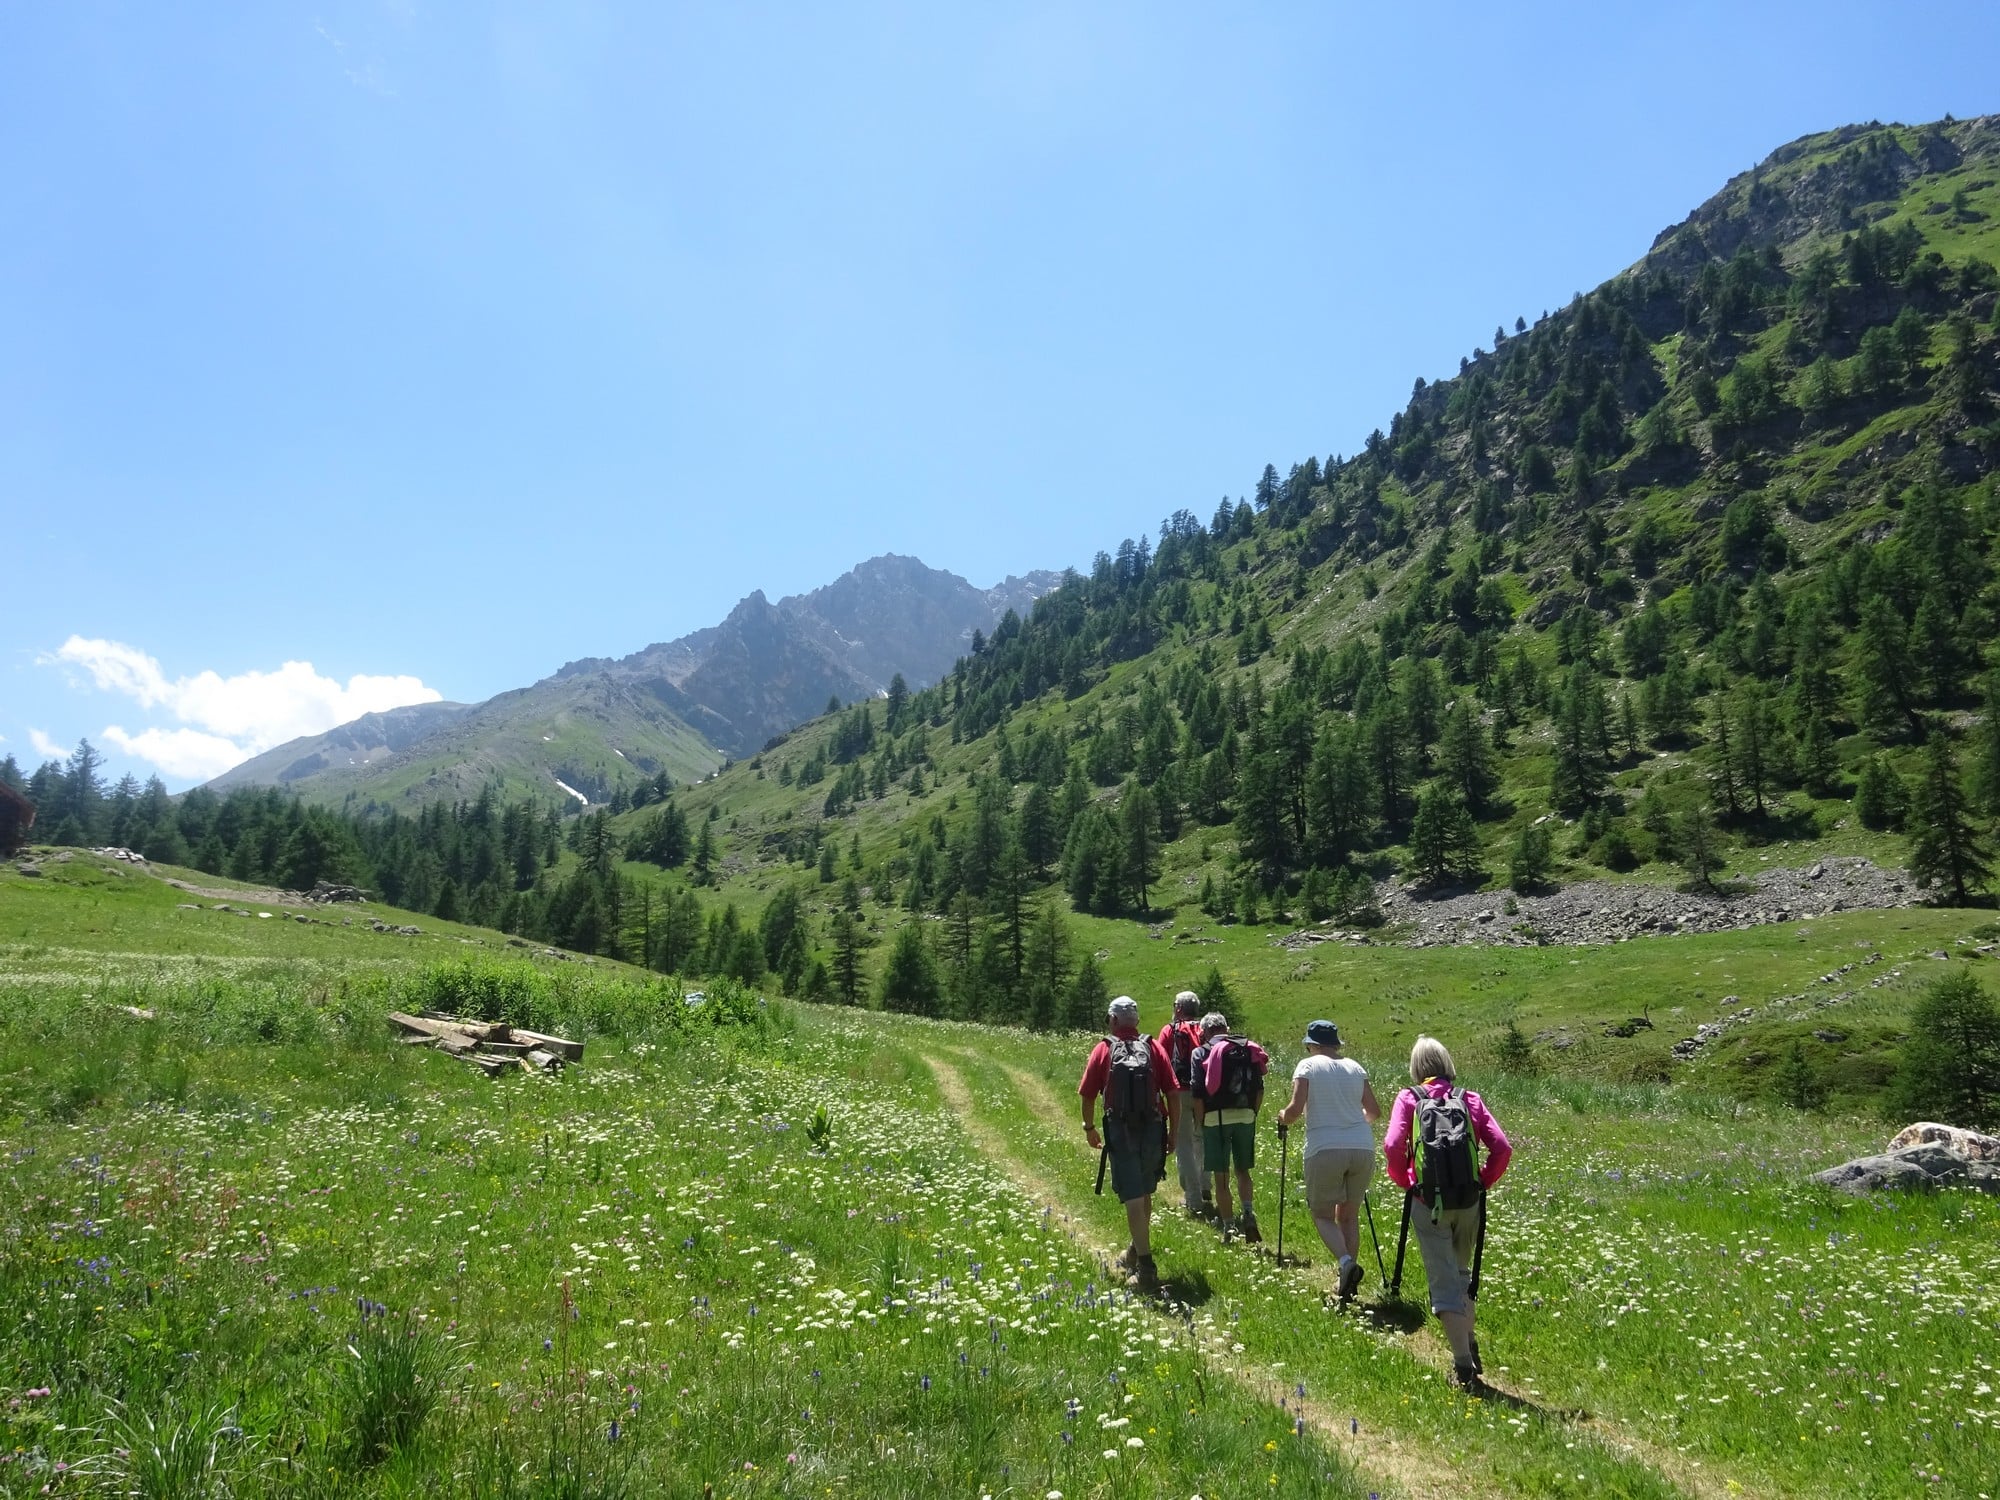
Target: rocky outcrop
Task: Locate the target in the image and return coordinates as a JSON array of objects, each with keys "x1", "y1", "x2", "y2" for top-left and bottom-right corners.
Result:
[
  {"x1": 1372, "y1": 857, "x2": 1913, "y2": 948},
  {"x1": 1814, "y1": 1125, "x2": 2000, "y2": 1198}
]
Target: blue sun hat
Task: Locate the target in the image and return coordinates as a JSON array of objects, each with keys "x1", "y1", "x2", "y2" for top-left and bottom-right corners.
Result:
[{"x1": 1303, "y1": 1019, "x2": 1342, "y2": 1048}]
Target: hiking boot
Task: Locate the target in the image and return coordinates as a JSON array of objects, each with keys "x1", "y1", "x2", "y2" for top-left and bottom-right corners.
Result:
[
  {"x1": 1338, "y1": 1259, "x2": 1363, "y2": 1301},
  {"x1": 1131, "y1": 1255, "x2": 1161, "y2": 1293},
  {"x1": 1238, "y1": 1210, "x2": 1262, "y2": 1245},
  {"x1": 1450, "y1": 1363, "x2": 1483, "y2": 1394}
]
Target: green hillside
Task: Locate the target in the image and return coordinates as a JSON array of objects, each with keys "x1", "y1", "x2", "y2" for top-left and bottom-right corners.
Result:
[
  {"x1": 208, "y1": 671, "x2": 723, "y2": 813},
  {"x1": 10, "y1": 115, "x2": 2000, "y2": 1115},
  {"x1": 554, "y1": 118, "x2": 2000, "y2": 1025}
]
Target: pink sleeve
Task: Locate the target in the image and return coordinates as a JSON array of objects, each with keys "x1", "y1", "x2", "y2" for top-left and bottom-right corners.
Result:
[
  {"x1": 1251, "y1": 1042, "x2": 1270, "y2": 1075},
  {"x1": 1203, "y1": 1044, "x2": 1225, "y2": 1098},
  {"x1": 1464, "y1": 1091, "x2": 1512, "y2": 1187},
  {"x1": 1382, "y1": 1089, "x2": 1416, "y2": 1188}
]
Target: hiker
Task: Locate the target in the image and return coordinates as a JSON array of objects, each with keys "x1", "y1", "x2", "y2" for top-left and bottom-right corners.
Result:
[
  {"x1": 1079, "y1": 995, "x2": 1179, "y2": 1291},
  {"x1": 1193, "y1": 1011, "x2": 1268, "y2": 1243},
  {"x1": 1274, "y1": 1019, "x2": 1380, "y2": 1300},
  {"x1": 1158, "y1": 991, "x2": 1210, "y2": 1217},
  {"x1": 1383, "y1": 1034, "x2": 1512, "y2": 1390}
]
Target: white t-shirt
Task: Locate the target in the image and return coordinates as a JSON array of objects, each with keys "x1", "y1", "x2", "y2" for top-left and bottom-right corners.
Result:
[{"x1": 1293, "y1": 1053, "x2": 1374, "y2": 1155}]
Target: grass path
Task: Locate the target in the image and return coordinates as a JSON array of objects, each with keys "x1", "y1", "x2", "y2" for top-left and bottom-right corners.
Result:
[
  {"x1": 925, "y1": 1053, "x2": 1477, "y2": 1500},
  {"x1": 977, "y1": 1051, "x2": 1746, "y2": 1500},
  {"x1": 896, "y1": 1019, "x2": 1762, "y2": 1500}
]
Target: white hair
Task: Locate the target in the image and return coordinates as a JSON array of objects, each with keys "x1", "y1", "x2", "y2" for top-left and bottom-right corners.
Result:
[{"x1": 1409, "y1": 1035, "x2": 1456, "y2": 1083}]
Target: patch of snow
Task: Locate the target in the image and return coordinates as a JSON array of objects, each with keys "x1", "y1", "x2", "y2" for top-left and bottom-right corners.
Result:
[
  {"x1": 613, "y1": 748, "x2": 626, "y2": 759},
  {"x1": 552, "y1": 775, "x2": 589, "y2": 806},
  {"x1": 542, "y1": 735, "x2": 554, "y2": 742}
]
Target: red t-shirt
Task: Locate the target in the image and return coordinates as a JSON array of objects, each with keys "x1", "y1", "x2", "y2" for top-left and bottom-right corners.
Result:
[{"x1": 1079, "y1": 1026, "x2": 1178, "y2": 1102}]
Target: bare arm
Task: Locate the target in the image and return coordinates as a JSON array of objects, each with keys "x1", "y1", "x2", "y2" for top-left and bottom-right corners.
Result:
[
  {"x1": 1276, "y1": 1074, "x2": 1309, "y2": 1129},
  {"x1": 1362, "y1": 1079, "x2": 1381, "y2": 1125}
]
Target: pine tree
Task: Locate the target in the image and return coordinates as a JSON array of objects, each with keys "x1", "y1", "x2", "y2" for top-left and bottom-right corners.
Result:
[
  {"x1": 1022, "y1": 899, "x2": 1072, "y2": 1032},
  {"x1": 1853, "y1": 755, "x2": 1908, "y2": 829},
  {"x1": 1854, "y1": 593, "x2": 1920, "y2": 741},
  {"x1": 831, "y1": 910, "x2": 864, "y2": 1005},
  {"x1": 1496, "y1": 1019, "x2": 1537, "y2": 1075},
  {"x1": 878, "y1": 924, "x2": 943, "y2": 1016},
  {"x1": 1508, "y1": 822, "x2": 1553, "y2": 894},
  {"x1": 1893, "y1": 970, "x2": 2000, "y2": 1130},
  {"x1": 1907, "y1": 734, "x2": 1992, "y2": 906},
  {"x1": 1066, "y1": 954, "x2": 1110, "y2": 1030},
  {"x1": 1974, "y1": 672, "x2": 2000, "y2": 815},
  {"x1": 1120, "y1": 781, "x2": 1159, "y2": 914},
  {"x1": 1438, "y1": 700, "x2": 1498, "y2": 812},
  {"x1": 1675, "y1": 805, "x2": 1723, "y2": 892},
  {"x1": 1772, "y1": 1040, "x2": 1827, "y2": 1111}
]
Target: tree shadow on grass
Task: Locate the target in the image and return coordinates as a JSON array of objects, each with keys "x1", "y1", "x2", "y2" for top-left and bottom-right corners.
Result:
[
  {"x1": 1161, "y1": 1268, "x2": 1216, "y2": 1308},
  {"x1": 1357, "y1": 1296, "x2": 1428, "y2": 1335}
]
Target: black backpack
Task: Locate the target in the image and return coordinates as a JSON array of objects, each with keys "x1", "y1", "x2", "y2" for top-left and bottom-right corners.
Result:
[
  {"x1": 1166, "y1": 1023, "x2": 1199, "y2": 1090},
  {"x1": 1103, "y1": 1036, "x2": 1160, "y2": 1125},
  {"x1": 1410, "y1": 1087, "x2": 1480, "y2": 1211},
  {"x1": 1213, "y1": 1038, "x2": 1263, "y2": 1112}
]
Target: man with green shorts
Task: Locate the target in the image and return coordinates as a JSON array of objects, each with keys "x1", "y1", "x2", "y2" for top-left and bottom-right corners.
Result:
[{"x1": 1192, "y1": 1012, "x2": 1268, "y2": 1242}]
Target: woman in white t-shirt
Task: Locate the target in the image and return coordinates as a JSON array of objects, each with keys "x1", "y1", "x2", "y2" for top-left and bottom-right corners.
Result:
[{"x1": 1274, "y1": 1018, "x2": 1380, "y2": 1301}]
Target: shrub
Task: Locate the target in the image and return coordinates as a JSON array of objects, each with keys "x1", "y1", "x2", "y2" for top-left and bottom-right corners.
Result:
[{"x1": 342, "y1": 1302, "x2": 457, "y2": 1464}]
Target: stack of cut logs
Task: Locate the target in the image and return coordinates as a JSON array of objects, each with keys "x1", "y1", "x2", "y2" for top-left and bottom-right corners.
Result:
[{"x1": 387, "y1": 1011, "x2": 584, "y2": 1076}]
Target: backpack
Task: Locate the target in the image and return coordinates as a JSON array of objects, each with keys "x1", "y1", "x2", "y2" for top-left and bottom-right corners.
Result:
[
  {"x1": 1166, "y1": 1022, "x2": 1199, "y2": 1089},
  {"x1": 1410, "y1": 1086, "x2": 1480, "y2": 1211},
  {"x1": 1214, "y1": 1038, "x2": 1263, "y2": 1112},
  {"x1": 1103, "y1": 1036, "x2": 1160, "y2": 1125}
]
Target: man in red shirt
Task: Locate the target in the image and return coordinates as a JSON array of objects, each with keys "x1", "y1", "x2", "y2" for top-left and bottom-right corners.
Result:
[
  {"x1": 1157, "y1": 991, "x2": 1210, "y2": 1216},
  {"x1": 1079, "y1": 995, "x2": 1179, "y2": 1292}
]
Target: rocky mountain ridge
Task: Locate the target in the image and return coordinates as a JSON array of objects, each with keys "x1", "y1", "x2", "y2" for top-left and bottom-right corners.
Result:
[{"x1": 204, "y1": 555, "x2": 1058, "y2": 806}]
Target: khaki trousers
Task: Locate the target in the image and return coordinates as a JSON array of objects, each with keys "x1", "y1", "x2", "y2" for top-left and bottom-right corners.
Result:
[{"x1": 1174, "y1": 1093, "x2": 1206, "y2": 1209}]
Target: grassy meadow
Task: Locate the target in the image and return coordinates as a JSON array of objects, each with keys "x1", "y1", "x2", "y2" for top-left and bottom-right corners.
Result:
[{"x1": 2, "y1": 852, "x2": 1996, "y2": 1496}]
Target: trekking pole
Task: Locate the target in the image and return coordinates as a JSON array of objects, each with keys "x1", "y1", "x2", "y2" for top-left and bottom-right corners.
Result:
[
  {"x1": 1363, "y1": 1193, "x2": 1388, "y2": 1288},
  {"x1": 1275, "y1": 1125, "x2": 1289, "y2": 1265},
  {"x1": 1094, "y1": 1137, "x2": 1108, "y2": 1197},
  {"x1": 1389, "y1": 1189, "x2": 1413, "y2": 1298},
  {"x1": 1468, "y1": 1187, "x2": 1489, "y2": 1300}
]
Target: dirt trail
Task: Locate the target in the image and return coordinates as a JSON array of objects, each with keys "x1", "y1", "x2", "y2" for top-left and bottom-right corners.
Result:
[
  {"x1": 926, "y1": 1054, "x2": 1491, "y2": 1500},
  {"x1": 957, "y1": 1051, "x2": 1742, "y2": 1500}
]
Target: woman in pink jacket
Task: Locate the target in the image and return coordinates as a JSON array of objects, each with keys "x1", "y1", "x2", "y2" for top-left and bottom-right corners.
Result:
[{"x1": 1382, "y1": 1034, "x2": 1511, "y2": 1390}]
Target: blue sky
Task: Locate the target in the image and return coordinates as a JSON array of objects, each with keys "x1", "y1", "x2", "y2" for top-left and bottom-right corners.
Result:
[{"x1": 6, "y1": 1, "x2": 1998, "y2": 788}]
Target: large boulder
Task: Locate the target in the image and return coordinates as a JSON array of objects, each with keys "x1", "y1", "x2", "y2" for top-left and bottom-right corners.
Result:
[
  {"x1": 1815, "y1": 1128, "x2": 2000, "y2": 1197},
  {"x1": 1886, "y1": 1121, "x2": 2000, "y2": 1162}
]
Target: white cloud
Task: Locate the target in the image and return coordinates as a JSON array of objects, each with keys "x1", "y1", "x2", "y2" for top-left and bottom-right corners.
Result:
[
  {"x1": 101, "y1": 726, "x2": 256, "y2": 782},
  {"x1": 30, "y1": 728, "x2": 69, "y2": 761},
  {"x1": 41, "y1": 636, "x2": 443, "y2": 780}
]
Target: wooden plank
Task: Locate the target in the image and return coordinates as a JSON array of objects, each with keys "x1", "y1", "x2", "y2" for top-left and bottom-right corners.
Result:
[
  {"x1": 398, "y1": 1034, "x2": 440, "y2": 1048},
  {"x1": 523, "y1": 1048, "x2": 564, "y2": 1073},
  {"x1": 509, "y1": 1027, "x2": 584, "y2": 1062},
  {"x1": 419, "y1": 1011, "x2": 513, "y2": 1043}
]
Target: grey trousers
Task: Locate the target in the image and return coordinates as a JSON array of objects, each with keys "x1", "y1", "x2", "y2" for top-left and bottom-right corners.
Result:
[{"x1": 1174, "y1": 1093, "x2": 1206, "y2": 1209}]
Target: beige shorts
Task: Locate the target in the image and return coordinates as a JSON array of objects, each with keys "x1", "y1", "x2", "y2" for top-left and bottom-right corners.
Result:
[{"x1": 1303, "y1": 1147, "x2": 1375, "y2": 1211}]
